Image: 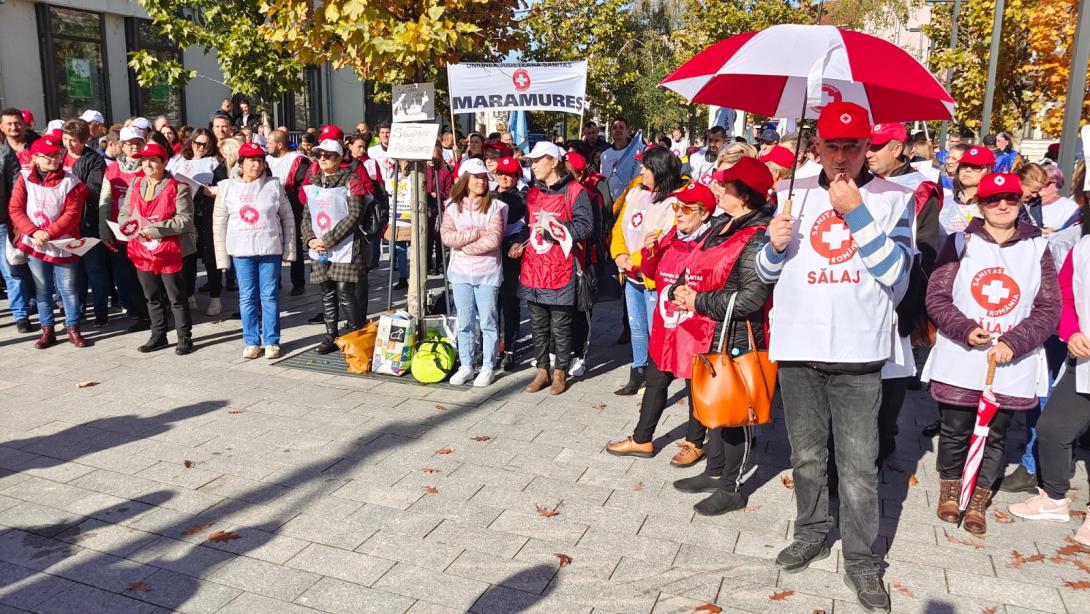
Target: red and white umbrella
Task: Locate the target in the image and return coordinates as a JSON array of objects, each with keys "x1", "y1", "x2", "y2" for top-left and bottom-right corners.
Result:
[
  {"x1": 660, "y1": 24, "x2": 955, "y2": 123},
  {"x1": 959, "y1": 356, "x2": 1000, "y2": 511}
]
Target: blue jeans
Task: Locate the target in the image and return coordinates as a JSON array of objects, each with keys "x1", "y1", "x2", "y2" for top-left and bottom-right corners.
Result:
[
  {"x1": 26, "y1": 258, "x2": 79, "y2": 327},
  {"x1": 394, "y1": 240, "x2": 409, "y2": 279},
  {"x1": 0, "y1": 225, "x2": 33, "y2": 319},
  {"x1": 233, "y1": 255, "x2": 282, "y2": 346},
  {"x1": 624, "y1": 281, "x2": 656, "y2": 368},
  {"x1": 452, "y1": 282, "x2": 499, "y2": 367},
  {"x1": 77, "y1": 243, "x2": 112, "y2": 319}
]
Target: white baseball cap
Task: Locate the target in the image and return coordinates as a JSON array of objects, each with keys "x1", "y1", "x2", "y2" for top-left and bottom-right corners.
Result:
[
  {"x1": 131, "y1": 117, "x2": 152, "y2": 132},
  {"x1": 524, "y1": 141, "x2": 565, "y2": 161},
  {"x1": 313, "y1": 139, "x2": 344, "y2": 157},
  {"x1": 458, "y1": 158, "x2": 488, "y2": 177},
  {"x1": 119, "y1": 127, "x2": 144, "y2": 143},
  {"x1": 46, "y1": 119, "x2": 65, "y2": 133},
  {"x1": 80, "y1": 110, "x2": 104, "y2": 124}
]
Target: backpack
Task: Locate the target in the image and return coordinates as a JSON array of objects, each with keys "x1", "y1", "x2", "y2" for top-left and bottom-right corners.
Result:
[{"x1": 411, "y1": 337, "x2": 457, "y2": 384}]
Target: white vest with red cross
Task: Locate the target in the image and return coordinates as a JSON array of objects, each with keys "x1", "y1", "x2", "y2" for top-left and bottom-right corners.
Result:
[
  {"x1": 923, "y1": 232, "x2": 1050, "y2": 397},
  {"x1": 19, "y1": 170, "x2": 79, "y2": 261},
  {"x1": 303, "y1": 183, "x2": 354, "y2": 263},
  {"x1": 220, "y1": 177, "x2": 288, "y2": 258}
]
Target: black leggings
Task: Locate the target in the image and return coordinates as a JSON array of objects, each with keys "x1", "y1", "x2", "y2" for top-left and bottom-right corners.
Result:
[
  {"x1": 632, "y1": 359, "x2": 706, "y2": 447},
  {"x1": 877, "y1": 377, "x2": 908, "y2": 463},
  {"x1": 571, "y1": 309, "x2": 590, "y2": 360},
  {"x1": 703, "y1": 425, "x2": 753, "y2": 491},
  {"x1": 937, "y1": 402, "x2": 1014, "y2": 489},
  {"x1": 1037, "y1": 366, "x2": 1090, "y2": 499}
]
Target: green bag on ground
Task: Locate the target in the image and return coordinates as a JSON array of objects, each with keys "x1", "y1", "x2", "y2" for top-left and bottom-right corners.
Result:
[{"x1": 411, "y1": 338, "x2": 457, "y2": 384}]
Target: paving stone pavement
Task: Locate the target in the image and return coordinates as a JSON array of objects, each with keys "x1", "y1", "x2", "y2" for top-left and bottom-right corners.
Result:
[{"x1": 2, "y1": 266, "x2": 1090, "y2": 613}]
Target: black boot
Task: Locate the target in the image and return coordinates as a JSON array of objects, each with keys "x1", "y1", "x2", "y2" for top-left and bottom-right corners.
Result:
[
  {"x1": 998, "y1": 464, "x2": 1038, "y2": 494},
  {"x1": 316, "y1": 337, "x2": 338, "y2": 354},
  {"x1": 673, "y1": 474, "x2": 722, "y2": 494},
  {"x1": 614, "y1": 366, "x2": 646, "y2": 396},
  {"x1": 175, "y1": 335, "x2": 194, "y2": 355},
  {"x1": 694, "y1": 488, "x2": 746, "y2": 516},
  {"x1": 138, "y1": 335, "x2": 168, "y2": 353}
]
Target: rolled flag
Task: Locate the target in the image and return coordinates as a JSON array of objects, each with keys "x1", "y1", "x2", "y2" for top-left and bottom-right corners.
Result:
[
  {"x1": 958, "y1": 356, "x2": 1000, "y2": 511},
  {"x1": 49, "y1": 237, "x2": 101, "y2": 257}
]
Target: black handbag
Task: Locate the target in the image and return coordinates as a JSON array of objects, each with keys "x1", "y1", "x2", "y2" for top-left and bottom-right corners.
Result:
[{"x1": 574, "y1": 253, "x2": 598, "y2": 312}]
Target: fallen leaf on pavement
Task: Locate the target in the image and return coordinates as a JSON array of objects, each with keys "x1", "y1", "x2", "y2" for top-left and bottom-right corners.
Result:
[
  {"x1": 207, "y1": 530, "x2": 241, "y2": 543},
  {"x1": 780, "y1": 475, "x2": 794, "y2": 490},
  {"x1": 76, "y1": 380, "x2": 98, "y2": 388},
  {"x1": 554, "y1": 553, "x2": 572, "y2": 567},
  {"x1": 992, "y1": 510, "x2": 1014, "y2": 524},
  {"x1": 633, "y1": 481, "x2": 645, "y2": 492},
  {"x1": 435, "y1": 404, "x2": 447, "y2": 412},
  {"x1": 435, "y1": 447, "x2": 454, "y2": 455},
  {"x1": 769, "y1": 590, "x2": 794, "y2": 601},
  {"x1": 1058, "y1": 537, "x2": 1090, "y2": 556},
  {"x1": 183, "y1": 460, "x2": 194, "y2": 469},
  {"x1": 593, "y1": 403, "x2": 607, "y2": 411},
  {"x1": 812, "y1": 610, "x2": 828, "y2": 614},
  {"x1": 891, "y1": 580, "x2": 913, "y2": 597},
  {"x1": 181, "y1": 523, "x2": 213, "y2": 536},
  {"x1": 1075, "y1": 559, "x2": 1090, "y2": 574},
  {"x1": 1063, "y1": 579, "x2": 1090, "y2": 589},
  {"x1": 227, "y1": 409, "x2": 242, "y2": 414},
  {"x1": 536, "y1": 503, "x2": 561, "y2": 518},
  {"x1": 1072, "y1": 510, "x2": 1087, "y2": 521},
  {"x1": 470, "y1": 435, "x2": 492, "y2": 442},
  {"x1": 421, "y1": 467, "x2": 438, "y2": 474},
  {"x1": 943, "y1": 529, "x2": 986, "y2": 549},
  {"x1": 694, "y1": 604, "x2": 722, "y2": 613},
  {"x1": 1007, "y1": 550, "x2": 1045, "y2": 568},
  {"x1": 744, "y1": 505, "x2": 762, "y2": 512},
  {"x1": 979, "y1": 608, "x2": 998, "y2": 614},
  {"x1": 127, "y1": 582, "x2": 150, "y2": 592},
  {"x1": 907, "y1": 474, "x2": 919, "y2": 487},
  {"x1": 423, "y1": 486, "x2": 439, "y2": 494}
]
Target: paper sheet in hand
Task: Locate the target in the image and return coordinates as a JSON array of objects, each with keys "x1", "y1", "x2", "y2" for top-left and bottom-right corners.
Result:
[
  {"x1": 48, "y1": 237, "x2": 100, "y2": 257},
  {"x1": 107, "y1": 220, "x2": 139, "y2": 242},
  {"x1": 529, "y1": 213, "x2": 572, "y2": 257}
]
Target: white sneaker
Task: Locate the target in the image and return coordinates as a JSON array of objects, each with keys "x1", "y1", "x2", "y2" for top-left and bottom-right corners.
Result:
[
  {"x1": 265, "y1": 345, "x2": 281, "y2": 359},
  {"x1": 473, "y1": 367, "x2": 495, "y2": 387},
  {"x1": 242, "y1": 345, "x2": 263, "y2": 359},
  {"x1": 188, "y1": 296, "x2": 199, "y2": 310},
  {"x1": 530, "y1": 353, "x2": 556, "y2": 369},
  {"x1": 569, "y1": 357, "x2": 586, "y2": 377},
  {"x1": 1008, "y1": 488, "x2": 1071, "y2": 522},
  {"x1": 449, "y1": 365, "x2": 474, "y2": 385},
  {"x1": 206, "y1": 298, "x2": 222, "y2": 316}
]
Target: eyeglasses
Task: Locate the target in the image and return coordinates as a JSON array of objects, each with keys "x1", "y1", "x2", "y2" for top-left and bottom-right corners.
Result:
[
  {"x1": 980, "y1": 195, "x2": 1017, "y2": 207},
  {"x1": 316, "y1": 152, "x2": 339, "y2": 160},
  {"x1": 671, "y1": 202, "x2": 705, "y2": 215},
  {"x1": 960, "y1": 165, "x2": 988, "y2": 172},
  {"x1": 193, "y1": 140, "x2": 210, "y2": 148}
]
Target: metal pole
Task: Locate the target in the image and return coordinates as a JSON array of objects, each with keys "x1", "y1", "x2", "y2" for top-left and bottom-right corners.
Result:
[
  {"x1": 1060, "y1": 0, "x2": 1090, "y2": 195},
  {"x1": 386, "y1": 166, "x2": 399, "y2": 311},
  {"x1": 939, "y1": 0, "x2": 963, "y2": 147},
  {"x1": 980, "y1": 0, "x2": 1006, "y2": 139}
]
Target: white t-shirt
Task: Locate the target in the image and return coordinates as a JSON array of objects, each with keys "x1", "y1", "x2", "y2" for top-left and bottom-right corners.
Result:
[{"x1": 1041, "y1": 196, "x2": 1079, "y2": 229}]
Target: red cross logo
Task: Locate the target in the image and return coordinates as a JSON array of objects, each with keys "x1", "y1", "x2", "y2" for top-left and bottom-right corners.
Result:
[
  {"x1": 699, "y1": 170, "x2": 713, "y2": 186},
  {"x1": 810, "y1": 84, "x2": 843, "y2": 115},
  {"x1": 120, "y1": 220, "x2": 139, "y2": 237},
  {"x1": 809, "y1": 209, "x2": 856, "y2": 264},
  {"x1": 240, "y1": 205, "x2": 260, "y2": 225},
  {"x1": 657, "y1": 284, "x2": 691, "y2": 329},
  {"x1": 316, "y1": 212, "x2": 331, "y2": 232},
  {"x1": 630, "y1": 211, "x2": 644, "y2": 230},
  {"x1": 65, "y1": 239, "x2": 86, "y2": 250},
  {"x1": 971, "y1": 267, "x2": 1021, "y2": 317},
  {"x1": 32, "y1": 211, "x2": 50, "y2": 227},
  {"x1": 548, "y1": 220, "x2": 567, "y2": 242},
  {"x1": 512, "y1": 69, "x2": 531, "y2": 92}
]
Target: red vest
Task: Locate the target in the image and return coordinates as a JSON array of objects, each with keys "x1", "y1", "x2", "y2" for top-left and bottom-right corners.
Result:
[
  {"x1": 105, "y1": 162, "x2": 142, "y2": 222},
  {"x1": 520, "y1": 182, "x2": 583, "y2": 290},
  {"x1": 126, "y1": 177, "x2": 184, "y2": 274},
  {"x1": 654, "y1": 225, "x2": 762, "y2": 378},
  {"x1": 647, "y1": 228, "x2": 705, "y2": 377}
]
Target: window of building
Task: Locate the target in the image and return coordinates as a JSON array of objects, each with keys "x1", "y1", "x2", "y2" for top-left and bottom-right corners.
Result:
[
  {"x1": 126, "y1": 19, "x2": 186, "y2": 125},
  {"x1": 36, "y1": 4, "x2": 111, "y2": 121}
]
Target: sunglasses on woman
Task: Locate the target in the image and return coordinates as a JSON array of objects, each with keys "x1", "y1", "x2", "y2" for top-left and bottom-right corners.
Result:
[
  {"x1": 671, "y1": 202, "x2": 705, "y2": 215},
  {"x1": 980, "y1": 195, "x2": 1018, "y2": 207},
  {"x1": 193, "y1": 140, "x2": 210, "y2": 149}
]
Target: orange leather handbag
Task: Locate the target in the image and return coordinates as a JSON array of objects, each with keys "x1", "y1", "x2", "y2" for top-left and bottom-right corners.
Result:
[{"x1": 691, "y1": 294, "x2": 777, "y2": 429}]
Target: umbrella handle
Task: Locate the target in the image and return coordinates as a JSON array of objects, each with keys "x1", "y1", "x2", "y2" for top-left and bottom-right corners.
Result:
[
  {"x1": 985, "y1": 355, "x2": 997, "y2": 386},
  {"x1": 781, "y1": 199, "x2": 793, "y2": 217}
]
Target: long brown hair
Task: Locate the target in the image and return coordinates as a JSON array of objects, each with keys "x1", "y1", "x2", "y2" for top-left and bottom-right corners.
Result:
[{"x1": 449, "y1": 173, "x2": 492, "y2": 214}]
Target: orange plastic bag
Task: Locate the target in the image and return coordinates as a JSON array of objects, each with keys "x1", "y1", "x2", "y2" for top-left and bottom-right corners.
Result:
[{"x1": 335, "y1": 320, "x2": 378, "y2": 374}]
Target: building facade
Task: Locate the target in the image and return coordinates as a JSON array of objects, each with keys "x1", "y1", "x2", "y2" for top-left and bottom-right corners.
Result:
[{"x1": 0, "y1": 0, "x2": 374, "y2": 130}]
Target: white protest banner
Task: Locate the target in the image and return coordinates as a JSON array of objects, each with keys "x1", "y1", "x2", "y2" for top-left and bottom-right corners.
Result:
[
  {"x1": 392, "y1": 83, "x2": 436, "y2": 122},
  {"x1": 386, "y1": 123, "x2": 440, "y2": 161},
  {"x1": 447, "y1": 62, "x2": 587, "y2": 114},
  {"x1": 49, "y1": 237, "x2": 100, "y2": 257}
]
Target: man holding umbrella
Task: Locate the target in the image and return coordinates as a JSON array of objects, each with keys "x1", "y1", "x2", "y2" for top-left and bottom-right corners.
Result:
[{"x1": 756, "y1": 101, "x2": 914, "y2": 612}]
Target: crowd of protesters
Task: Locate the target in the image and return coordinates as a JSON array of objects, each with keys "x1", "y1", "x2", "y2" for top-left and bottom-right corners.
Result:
[{"x1": 6, "y1": 96, "x2": 1090, "y2": 612}]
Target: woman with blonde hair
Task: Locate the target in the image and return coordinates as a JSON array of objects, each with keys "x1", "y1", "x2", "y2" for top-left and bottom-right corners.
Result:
[{"x1": 716, "y1": 142, "x2": 758, "y2": 169}]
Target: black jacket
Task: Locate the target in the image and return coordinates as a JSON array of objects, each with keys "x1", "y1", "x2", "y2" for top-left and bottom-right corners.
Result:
[
  {"x1": 673, "y1": 208, "x2": 773, "y2": 354},
  {"x1": 888, "y1": 160, "x2": 940, "y2": 274},
  {"x1": 516, "y1": 174, "x2": 593, "y2": 306},
  {"x1": 0, "y1": 145, "x2": 16, "y2": 227},
  {"x1": 70, "y1": 148, "x2": 107, "y2": 237}
]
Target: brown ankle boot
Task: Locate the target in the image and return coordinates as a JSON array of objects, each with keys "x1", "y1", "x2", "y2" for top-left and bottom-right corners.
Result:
[
  {"x1": 937, "y1": 479, "x2": 962, "y2": 524},
  {"x1": 550, "y1": 369, "x2": 568, "y2": 395},
  {"x1": 524, "y1": 368, "x2": 551, "y2": 393},
  {"x1": 963, "y1": 487, "x2": 993, "y2": 536}
]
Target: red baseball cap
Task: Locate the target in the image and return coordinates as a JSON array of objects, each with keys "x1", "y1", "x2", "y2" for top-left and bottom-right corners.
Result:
[
  {"x1": 960, "y1": 145, "x2": 996, "y2": 168},
  {"x1": 671, "y1": 182, "x2": 716, "y2": 210},
  {"x1": 30, "y1": 133, "x2": 63, "y2": 156},
  {"x1": 566, "y1": 151, "x2": 588, "y2": 173},
  {"x1": 635, "y1": 143, "x2": 657, "y2": 161},
  {"x1": 239, "y1": 142, "x2": 266, "y2": 158},
  {"x1": 816, "y1": 102, "x2": 871, "y2": 141},
  {"x1": 494, "y1": 156, "x2": 521, "y2": 175},
  {"x1": 870, "y1": 123, "x2": 907, "y2": 146},
  {"x1": 976, "y1": 173, "x2": 1021, "y2": 200},
  {"x1": 20, "y1": 110, "x2": 33, "y2": 126},
  {"x1": 483, "y1": 140, "x2": 513, "y2": 157},
  {"x1": 712, "y1": 157, "x2": 774, "y2": 199},
  {"x1": 318, "y1": 125, "x2": 344, "y2": 142},
  {"x1": 758, "y1": 145, "x2": 794, "y2": 169},
  {"x1": 132, "y1": 143, "x2": 170, "y2": 162}
]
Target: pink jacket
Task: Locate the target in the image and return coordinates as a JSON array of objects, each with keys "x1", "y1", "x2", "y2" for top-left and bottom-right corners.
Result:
[
  {"x1": 440, "y1": 197, "x2": 506, "y2": 286},
  {"x1": 1058, "y1": 250, "x2": 1080, "y2": 342}
]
